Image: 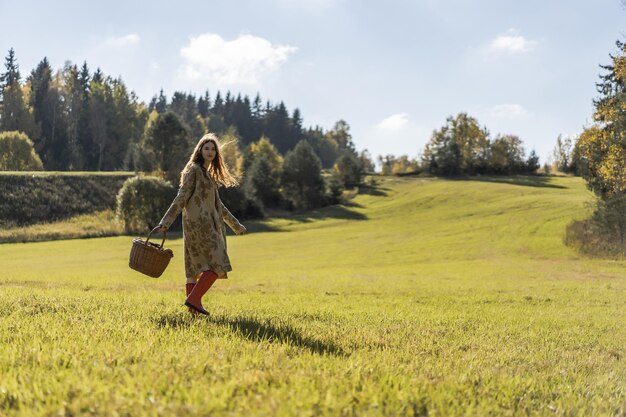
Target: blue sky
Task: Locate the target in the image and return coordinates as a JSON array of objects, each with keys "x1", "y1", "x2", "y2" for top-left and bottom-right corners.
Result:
[{"x1": 1, "y1": 0, "x2": 624, "y2": 163}]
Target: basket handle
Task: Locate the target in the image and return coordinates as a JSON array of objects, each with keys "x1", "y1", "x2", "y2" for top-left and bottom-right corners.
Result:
[{"x1": 146, "y1": 226, "x2": 167, "y2": 249}]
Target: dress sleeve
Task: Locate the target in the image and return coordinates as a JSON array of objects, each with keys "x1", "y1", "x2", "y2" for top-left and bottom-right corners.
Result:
[
  {"x1": 159, "y1": 168, "x2": 196, "y2": 228},
  {"x1": 220, "y1": 200, "x2": 244, "y2": 233}
]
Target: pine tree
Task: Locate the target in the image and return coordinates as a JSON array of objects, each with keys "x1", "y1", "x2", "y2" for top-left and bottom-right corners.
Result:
[
  {"x1": 143, "y1": 111, "x2": 191, "y2": 183},
  {"x1": 281, "y1": 140, "x2": 326, "y2": 210},
  {"x1": 197, "y1": 90, "x2": 211, "y2": 118},
  {"x1": 0, "y1": 49, "x2": 37, "y2": 140}
]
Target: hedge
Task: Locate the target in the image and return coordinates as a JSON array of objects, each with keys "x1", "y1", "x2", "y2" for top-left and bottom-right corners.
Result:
[{"x1": 0, "y1": 172, "x2": 135, "y2": 227}]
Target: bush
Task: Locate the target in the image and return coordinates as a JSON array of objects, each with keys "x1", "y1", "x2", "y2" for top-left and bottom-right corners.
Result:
[
  {"x1": 565, "y1": 195, "x2": 626, "y2": 257},
  {"x1": 0, "y1": 131, "x2": 43, "y2": 171},
  {"x1": 0, "y1": 172, "x2": 133, "y2": 227},
  {"x1": 115, "y1": 176, "x2": 176, "y2": 233}
]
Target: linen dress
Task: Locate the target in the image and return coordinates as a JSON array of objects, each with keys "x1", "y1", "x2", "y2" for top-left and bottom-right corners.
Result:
[{"x1": 159, "y1": 164, "x2": 244, "y2": 283}]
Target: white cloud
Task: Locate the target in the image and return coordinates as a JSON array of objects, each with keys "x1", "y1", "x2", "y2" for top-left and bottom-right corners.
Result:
[
  {"x1": 486, "y1": 29, "x2": 537, "y2": 54},
  {"x1": 491, "y1": 104, "x2": 529, "y2": 119},
  {"x1": 359, "y1": 113, "x2": 430, "y2": 159},
  {"x1": 104, "y1": 33, "x2": 140, "y2": 47},
  {"x1": 179, "y1": 33, "x2": 297, "y2": 85},
  {"x1": 376, "y1": 112, "x2": 410, "y2": 131}
]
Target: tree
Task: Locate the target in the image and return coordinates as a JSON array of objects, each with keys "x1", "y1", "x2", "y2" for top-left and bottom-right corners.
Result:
[
  {"x1": 422, "y1": 113, "x2": 489, "y2": 176},
  {"x1": 358, "y1": 149, "x2": 376, "y2": 173},
  {"x1": 244, "y1": 135, "x2": 283, "y2": 174},
  {"x1": 525, "y1": 150, "x2": 540, "y2": 173},
  {"x1": 490, "y1": 134, "x2": 526, "y2": 174},
  {"x1": 143, "y1": 111, "x2": 191, "y2": 183},
  {"x1": 28, "y1": 58, "x2": 69, "y2": 170},
  {"x1": 570, "y1": 39, "x2": 626, "y2": 254},
  {"x1": 334, "y1": 153, "x2": 362, "y2": 187},
  {"x1": 552, "y1": 134, "x2": 574, "y2": 173},
  {"x1": 0, "y1": 131, "x2": 43, "y2": 170},
  {"x1": 576, "y1": 40, "x2": 626, "y2": 199},
  {"x1": 303, "y1": 126, "x2": 340, "y2": 168},
  {"x1": 87, "y1": 75, "x2": 111, "y2": 170},
  {"x1": 0, "y1": 49, "x2": 37, "y2": 140},
  {"x1": 244, "y1": 154, "x2": 282, "y2": 208},
  {"x1": 281, "y1": 140, "x2": 326, "y2": 210}
]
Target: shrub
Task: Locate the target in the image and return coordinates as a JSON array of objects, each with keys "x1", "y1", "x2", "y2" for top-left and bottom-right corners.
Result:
[
  {"x1": 115, "y1": 176, "x2": 176, "y2": 233},
  {"x1": 0, "y1": 172, "x2": 133, "y2": 227},
  {"x1": 0, "y1": 131, "x2": 43, "y2": 171},
  {"x1": 565, "y1": 195, "x2": 626, "y2": 257}
]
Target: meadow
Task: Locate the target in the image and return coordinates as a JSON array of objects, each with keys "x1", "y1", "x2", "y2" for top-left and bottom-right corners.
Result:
[{"x1": 1, "y1": 176, "x2": 625, "y2": 416}]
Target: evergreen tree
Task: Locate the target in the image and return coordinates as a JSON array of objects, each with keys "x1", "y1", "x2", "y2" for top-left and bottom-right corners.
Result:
[
  {"x1": 304, "y1": 126, "x2": 339, "y2": 168},
  {"x1": 0, "y1": 49, "x2": 37, "y2": 140},
  {"x1": 525, "y1": 149, "x2": 540, "y2": 173},
  {"x1": 60, "y1": 63, "x2": 86, "y2": 169},
  {"x1": 143, "y1": 111, "x2": 191, "y2": 183},
  {"x1": 281, "y1": 140, "x2": 326, "y2": 210},
  {"x1": 197, "y1": 90, "x2": 211, "y2": 118},
  {"x1": 77, "y1": 62, "x2": 92, "y2": 169},
  {"x1": 87, "y1": 75, "x2": 111, "y2": 170},
  {"x1": 244, "y1": 154, "x2": 282, "y2": 208},
  {"x1": 28, "y1": 58, "x2": 69, "y2": 169}
]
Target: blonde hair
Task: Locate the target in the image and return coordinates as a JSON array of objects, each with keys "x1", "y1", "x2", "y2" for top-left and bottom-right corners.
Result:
[{"x1": 180, "y1": 133, "x2": 238, "y2": 187}]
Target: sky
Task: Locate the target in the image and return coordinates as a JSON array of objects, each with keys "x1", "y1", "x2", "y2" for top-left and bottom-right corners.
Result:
[{"x1": 1, "y1": 0, "x2": 625, "y2": 164}]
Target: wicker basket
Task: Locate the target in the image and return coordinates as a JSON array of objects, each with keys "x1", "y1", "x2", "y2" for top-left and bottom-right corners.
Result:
[{"x1": 129, "y1": 227, "x2": 174, "y2": 278}]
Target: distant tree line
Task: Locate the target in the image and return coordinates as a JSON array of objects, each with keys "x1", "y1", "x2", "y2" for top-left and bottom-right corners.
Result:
[
  {"x1": 378, "y1": 113, "x2": 541, "y2": 176},
  {"x1": 0, "y1": 48, "x2": 370, "y2": 215}
]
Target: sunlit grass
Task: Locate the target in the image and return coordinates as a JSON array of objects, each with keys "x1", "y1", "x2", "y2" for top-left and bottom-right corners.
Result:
[
  {"x1": 1, "y1": 176, "x2": 625, "y2": 416},
  {"x1": 0, "y1": 210, "x2": 123, "y2": 243}
]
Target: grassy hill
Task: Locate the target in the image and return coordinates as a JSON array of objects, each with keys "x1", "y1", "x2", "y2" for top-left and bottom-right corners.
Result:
[{"x1": 1, "y1": 176, "x2": 624, "y2": 416}]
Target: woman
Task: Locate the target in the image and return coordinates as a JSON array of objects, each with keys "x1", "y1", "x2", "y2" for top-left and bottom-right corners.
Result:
[{"x1": 157, "y1": 133, "x2": 246, "y2": 315}]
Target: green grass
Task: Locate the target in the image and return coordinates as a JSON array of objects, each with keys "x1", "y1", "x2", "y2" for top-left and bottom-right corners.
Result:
[
  {"x1": 1, "y1": 176, "x2": 625, "y2": 416},
  {"x1": 0, "y1": 210, "x2": 124, "y2": 243}
]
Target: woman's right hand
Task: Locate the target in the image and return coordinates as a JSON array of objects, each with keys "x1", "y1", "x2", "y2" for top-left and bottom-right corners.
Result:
[{"x1": 156, "y1": 224, "x2": 168, "y2": 232}]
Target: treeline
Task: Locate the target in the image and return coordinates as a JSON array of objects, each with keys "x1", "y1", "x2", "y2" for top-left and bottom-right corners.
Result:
[
  {"x1": 0, "y1": 48, "x2": 368, "y2": 174},
  {"x1": 378, "y1": 113, "x2": 541, "y2": 176}
]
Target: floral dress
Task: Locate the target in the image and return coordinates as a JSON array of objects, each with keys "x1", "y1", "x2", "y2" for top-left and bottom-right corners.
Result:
[{"x1": 159, "y1": 164, "x2": 244, "y2": 282}]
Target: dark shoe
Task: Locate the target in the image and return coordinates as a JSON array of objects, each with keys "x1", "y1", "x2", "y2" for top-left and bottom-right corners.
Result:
[
  {"x1": 185, "y1": 300, "x2": 209, "y2": 315},
  {"x1": 185, "y1": 271, "x2": 217, "y2": 315}
]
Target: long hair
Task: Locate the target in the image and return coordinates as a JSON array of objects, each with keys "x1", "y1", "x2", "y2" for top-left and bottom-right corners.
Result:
[{"x1": 180, "y1": 133, "x2": 238, "y2": 187}]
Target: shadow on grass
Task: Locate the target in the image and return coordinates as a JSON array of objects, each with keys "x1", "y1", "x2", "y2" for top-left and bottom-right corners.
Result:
[
  {"x1": 358, "y1": 184, "x2": 390, "y2": 197},
  {"x1": 289, "y1": 205, "x2": 368, "y2": 223},
  {"x1": 458, "y1": 175, "x2": 568, "y2": 189},
  {"x1": 212, "y1": 315, "x2": 346, "y2": 356},
  {"x1": 154, "y1": 312, "x2": 345, "y2": 356}
]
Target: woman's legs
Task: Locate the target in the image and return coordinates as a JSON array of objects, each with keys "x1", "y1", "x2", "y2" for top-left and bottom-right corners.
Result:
[{"x1": 185, "y1": 271, "x2": 218, "y2": 315}]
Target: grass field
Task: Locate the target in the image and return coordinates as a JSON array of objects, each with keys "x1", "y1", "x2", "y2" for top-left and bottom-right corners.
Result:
[{"x1": 1, "y1": 176, "x2": 625, "y2": 416}]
